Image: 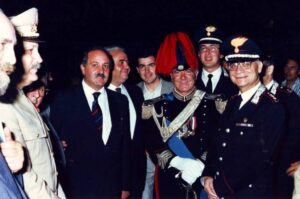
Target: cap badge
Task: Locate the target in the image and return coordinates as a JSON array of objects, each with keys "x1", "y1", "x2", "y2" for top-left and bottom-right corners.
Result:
[
  {"x1": 231, "y1": 37, "x2": 248, "y2": 53},
  {"x1": 31, "y1": 24, "x2": 37, "y2": 33},
  {"x1": 177, "y1": 65, "x2": 184, "y2": 70},
  {"x1": 205, "y1": 26, "x2": 216, "y2": 36}
]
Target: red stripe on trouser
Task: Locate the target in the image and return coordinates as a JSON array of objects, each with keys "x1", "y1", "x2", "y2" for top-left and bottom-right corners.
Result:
[{"x1": 154, "y1": 165, "x2": 160, "y2": 199}]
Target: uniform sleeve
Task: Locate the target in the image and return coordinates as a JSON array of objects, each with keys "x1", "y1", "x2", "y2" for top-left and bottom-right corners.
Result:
[{"x1": 0, "y1": 104, "x2": 62, "y2": 199}]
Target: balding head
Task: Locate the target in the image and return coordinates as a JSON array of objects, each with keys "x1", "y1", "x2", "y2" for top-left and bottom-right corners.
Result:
[{"x1": 0, "y1": 11, "x2": 17, "y2": 95}]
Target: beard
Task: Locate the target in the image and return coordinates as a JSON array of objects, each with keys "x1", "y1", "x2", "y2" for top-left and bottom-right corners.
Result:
[{"x1": 0, "y1": 71, "x2": 10, "y2": 96}]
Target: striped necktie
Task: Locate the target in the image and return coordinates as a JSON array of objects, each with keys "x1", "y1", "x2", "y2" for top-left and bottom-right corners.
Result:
[{"x1": 91, "y1": 92, "x2": 103, "y2": 132}]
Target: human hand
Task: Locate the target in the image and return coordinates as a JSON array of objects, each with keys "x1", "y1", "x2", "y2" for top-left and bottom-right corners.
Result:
[
  {"x1": 121, "y1": 190, "x2": 130, "y2": 199},
  {"x1": 170, "y1": 156, "x2": 204, "y2": 177},
  {"x1": 204, "y1": 176, "x2": 219, "y2": 199},
  {"x1": 287, "y1": 161, "x2": 300, "y2": 177},
  {"x1": 0, "y1": 127, "x2": 24, "y2": 172}
]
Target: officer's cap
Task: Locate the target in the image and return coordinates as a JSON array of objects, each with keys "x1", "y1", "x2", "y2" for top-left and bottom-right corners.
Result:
[
  {"x1": 156, "y1": 32, "x2": 199, "y2": 75},
  {"x1": 222, "y1": 36, "x2": 261, "y2": 63},
  {"x1": 194, "y1": 25, "x2": 223, "y2": 45},
  {"x1": 10, "y1": 8, "x2": 39, "y2": 39}
]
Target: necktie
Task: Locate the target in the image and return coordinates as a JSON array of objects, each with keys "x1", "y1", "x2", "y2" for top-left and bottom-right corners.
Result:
[
  {"x1": 116, "y1": 87, "x2": 121, "y2": 93},
  {"x1": 91, "y1": 92, "x2": 103, "y2": 132},
  {"x1": 206, "y1": 74, "x2": 213, "y2": 93},
  {"x1": 234, "y1": 95, "x2": 243, "y2": 112}
]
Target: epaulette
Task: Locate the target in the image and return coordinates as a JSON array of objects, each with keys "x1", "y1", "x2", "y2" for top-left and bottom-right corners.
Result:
[
  {"x1": 278, "y1": 86, "x2": 293, "y2": 94},
  {"x1": 142, "y1": 93, "x2": 174, "y2": 119},
  {"x1": 263, "y1": 91, "x2": 279, "y2": 103}
]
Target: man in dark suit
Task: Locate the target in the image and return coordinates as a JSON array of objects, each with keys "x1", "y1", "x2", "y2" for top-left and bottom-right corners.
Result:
[
  {"x1": 50, "y1": 47, "x2": 131, "y2": 199},
  {"x1": 194, "y1": 25, "x2": 238, "y2": 99},
  {"x1": 203, "y1": 36, "x2": 285, "y2": 199},
  {"x1": 262, "y1": 61, "x2": 300, "y2": 199},
  {"x1": 106, "y1": 46, "x2": 146, "y2": 199}
]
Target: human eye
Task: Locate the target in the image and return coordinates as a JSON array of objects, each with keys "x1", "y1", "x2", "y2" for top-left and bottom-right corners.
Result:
[
  {"x1": 148, "y1": 63, "x2": 156, "y2": 67},
  {"x1": 200, "y1": 47, "x2": 207, "y2": 52},
  {"x1": 103, "y1": 63, "x2": 109, "y2": 70}
]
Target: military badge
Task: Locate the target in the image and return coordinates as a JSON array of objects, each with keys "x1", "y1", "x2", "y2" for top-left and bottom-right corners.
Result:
[
  {"x1": 215, "y1": 99, "x2": 228, "y2": 114},
  {"x1": 231, "y1": 37, "x2": 248, "y2": 53},
  {"x1": 205, "y1": 26, "x2": 216, "y2": 36},
  {"x1": 142, "y1": 104, "x2": 153, "y2": 119}
]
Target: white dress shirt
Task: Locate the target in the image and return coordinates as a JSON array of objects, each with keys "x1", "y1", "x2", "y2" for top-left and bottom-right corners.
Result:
[
  {"x1": 107, "y1": 84, "x2": 136, "y2": 139},
  {"x1": 202, "y1": 67, "x2": 222, "y2": 93},
  {"x1": 143, "y1": 80, "x2": 162, "y2": 100},
  {"x1": 239, "y1": 82, "x2": 261, "y2": 109},
  {"x1": 82, "y1": 80, "x2": 112, "y2": 144}
]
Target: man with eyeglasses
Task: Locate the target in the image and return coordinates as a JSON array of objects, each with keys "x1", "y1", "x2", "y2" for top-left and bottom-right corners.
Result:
[
  {"x1": 135, "y1": 48, "x2": 173, "y2": 199},
  {"x1": 194, "y1": 25, "x2": 237, "y2": 97},
  {"x1": 202, "y1": 36, "x2": 285, "y2": 199}
]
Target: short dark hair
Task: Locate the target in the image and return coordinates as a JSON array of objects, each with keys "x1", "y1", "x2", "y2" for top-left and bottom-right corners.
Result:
[{"x1": 81, "y1": 46, "x2": 114, "y2": 70}]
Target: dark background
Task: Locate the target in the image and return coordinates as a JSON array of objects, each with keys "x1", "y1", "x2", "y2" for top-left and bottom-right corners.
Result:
[{"x1": 1, "y1": 0, "x2": 300, "y2": 87}]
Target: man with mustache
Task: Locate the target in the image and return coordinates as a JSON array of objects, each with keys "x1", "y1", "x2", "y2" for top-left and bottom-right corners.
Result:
[
  {"x1": 50, "y1": 47, "x2": 131, "y2": 199},
  {"x1": 0, "y1": 8, "x2": 66, "y2": 199},
  {"x1": 0, "y1": 9, "x2": 27, "y2": 199}
]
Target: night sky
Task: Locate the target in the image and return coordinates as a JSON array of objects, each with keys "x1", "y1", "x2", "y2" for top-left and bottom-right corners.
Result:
[{"x1": 1, "y1": 0, "x2": 300, "y2": 86}]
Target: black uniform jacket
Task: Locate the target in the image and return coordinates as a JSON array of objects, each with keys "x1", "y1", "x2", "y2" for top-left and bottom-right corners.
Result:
[
  {"x1": 50, "y1": 85, "x2": 131, "y2": 199},
  {"x1": 203, "y1": 89, "x2": 285, "y2": 199}
]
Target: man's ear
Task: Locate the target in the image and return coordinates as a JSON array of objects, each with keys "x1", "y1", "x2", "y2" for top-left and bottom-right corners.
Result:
[
  {"x1": 256, "y1": 61, "x2": 263, "y2": 74},
  {"x1": 80, "y1": 64, "x2": 85, "y2": 75}
]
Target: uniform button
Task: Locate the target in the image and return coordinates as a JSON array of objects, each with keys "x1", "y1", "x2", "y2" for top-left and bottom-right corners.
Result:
[
  {"x1": 218, "y1": 128, "x2": 221, "y2": 131},
  {"x1": 225, "y1": 128, "x2": 230, "y2": 133},
  {"x1": 204, "y1": 105, "x2": 207, "y2": 108},
  {"x1": 249, "y1": 184, "x2": 252, "y2": 188},
  {"x1": 222, "y1": 142, "x2": 226, "y2": 147},
  {"x1": 219, "y1": 157, "x2": 223, "y2": 161},
  {"x1": 203, "y1": 113, "x2": 206, "y2": 116},
  {"x1": 240, "y1": 131, "x2": 244, "y2": 135},
  {"x1": 216, "y1": 171, "x2": 220, "y2": 175},
  {"x1": 200, "y1": 138, "x2": 203, "y2": 142}
]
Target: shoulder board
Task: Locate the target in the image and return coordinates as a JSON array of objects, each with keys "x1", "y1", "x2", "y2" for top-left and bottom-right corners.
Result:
[
  {"x1": 262, "y1": 91, "x2": 279, "y2": 103},
  {"x1": 278, "y1": 86, "x2": 293, "y2": 94}
]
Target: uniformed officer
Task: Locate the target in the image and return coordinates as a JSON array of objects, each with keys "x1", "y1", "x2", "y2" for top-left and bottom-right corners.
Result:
[
  {"x1": 194, "y1": 25, "x2": 238, "y2": 99},
  {"x1": 202, "y1": 36, "x2": 286, "y2": 199},
  {"x1": 262, "y1": 61, "x2": 300, "y2": 199},
  {"x1": 143, "y1": 32, "x2": 220, "y2": 199}
]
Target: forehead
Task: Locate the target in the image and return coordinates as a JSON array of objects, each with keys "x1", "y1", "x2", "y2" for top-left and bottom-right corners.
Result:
[
  {"x1": 23, "y1": 41, "x2": 39, "y2": 50},
  {"x1": 0, "y1": 13, "x2": 17, "y2": 44},
  {"x1": 200, "y1": 43, "x2": 220, "y2": 48},
  {"x1": 111, "y1": 50, "x2": 128, "y2": 60},
  {"x1": 138, "y1": 56, "x2": 155, "y2": 63},
  {"x1": 87, "y1": 50, "x2": 109, "y2": 62},
  {"x1": 286, "y1": 59, "x2": 299, "y2": 67}
]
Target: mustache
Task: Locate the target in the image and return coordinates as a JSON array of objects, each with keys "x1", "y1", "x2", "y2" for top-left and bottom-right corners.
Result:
[
  {"x1": 31, "y1": 63, "x2": 41, "y2": 70},
  {"x1": 95, "y1": 73, "x2": 106, "y2": 79}
]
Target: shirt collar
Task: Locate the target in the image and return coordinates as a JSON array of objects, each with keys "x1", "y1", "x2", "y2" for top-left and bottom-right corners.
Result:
[{"x1": 240, "y1": 82, "x2": 261, "y2": 104}]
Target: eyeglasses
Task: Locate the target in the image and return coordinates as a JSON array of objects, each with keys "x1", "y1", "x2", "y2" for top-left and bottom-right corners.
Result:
[
  {"x1": 227, "y1": 61, "x2": 253, "y2": 71},
  {"x1": 199, "y1": 46, "x2": 219, "y2": 53}
]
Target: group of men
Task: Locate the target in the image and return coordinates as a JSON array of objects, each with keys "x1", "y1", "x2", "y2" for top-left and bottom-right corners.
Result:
[{"x1": 1, "y1": 5, "x2": 300, "y2": 199}]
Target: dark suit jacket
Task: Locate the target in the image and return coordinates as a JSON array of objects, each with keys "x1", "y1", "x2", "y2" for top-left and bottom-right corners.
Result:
[
  {"x1": 50, "y1": 85, "x2": 131, "y2": 199},
  {"x1": 123, "y1": 84, "x2": 146, "y2": 197},
  {"x1": 0, "y1": 153, "x2": 27, "y2": 199}
]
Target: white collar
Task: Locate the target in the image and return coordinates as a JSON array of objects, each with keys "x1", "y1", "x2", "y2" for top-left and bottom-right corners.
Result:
[{"x1": 239, "y1": 82, "x2": 261, "y2": 108}]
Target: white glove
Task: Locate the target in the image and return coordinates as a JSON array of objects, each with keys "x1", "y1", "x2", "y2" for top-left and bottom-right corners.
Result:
[
  {"x1": 181, "y1": 170, "x2": 198, "y2": 185},
  {"x1": 293, "y1": 167, "x2": 300, "y2": 199},
  {"x1": 170, "y1": 156, "x2": 204, "y2": 178}
]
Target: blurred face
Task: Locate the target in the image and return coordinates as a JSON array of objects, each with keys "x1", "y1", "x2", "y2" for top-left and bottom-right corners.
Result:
[
  {"x1": 0, "y1": 12, "x2": 17, "y2": 95},
  {"x1": 21, "y1": 41, "x2": 43, "y2": 85},
  {"x1": 26, "y1": 86, "x2": 45, "y2": 108},
  {"x1": 284, "y1": 59, "x2": 300, "y2": 82},
  {"x1": 81, "y1": 50, "x2": 110, "y2": 90},
  {"x1": 136, "y1": 56, "x2": 158, "y2": 84},
  {"x1": 111, "y1": 50, "x2": 130, "y2": 85},
  {"x1": 198, "y1": 43, "x2": 222, "y2": 72},
  {"x1": 228, "y1": 61, "x2": 262, "y2": 93},
  {"x1": 170, "y1": 68, "x2": 198, "y2": 96}
]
